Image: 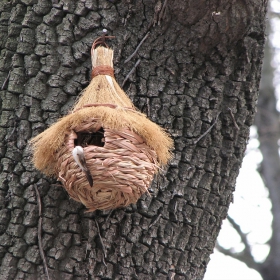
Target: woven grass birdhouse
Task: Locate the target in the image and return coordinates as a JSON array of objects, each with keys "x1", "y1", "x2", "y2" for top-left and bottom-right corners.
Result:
[{"x1": 30, "y1": 38, "x2": 173, "y2": 212}]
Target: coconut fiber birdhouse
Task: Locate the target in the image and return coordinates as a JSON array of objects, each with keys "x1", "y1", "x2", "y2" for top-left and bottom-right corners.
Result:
[{"x1": 30, "y1": 37, "x2": 173, "y2": 212}]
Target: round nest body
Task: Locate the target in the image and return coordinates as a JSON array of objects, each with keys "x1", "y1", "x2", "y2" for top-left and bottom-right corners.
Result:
[{"x1": 56, "y1": 120, "x2": 158, "y2": 212}]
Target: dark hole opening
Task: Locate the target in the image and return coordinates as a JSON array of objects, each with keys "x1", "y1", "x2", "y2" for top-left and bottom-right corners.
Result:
[{"x1": 74, "y1": 128, "x2": 105, "y2": 148}]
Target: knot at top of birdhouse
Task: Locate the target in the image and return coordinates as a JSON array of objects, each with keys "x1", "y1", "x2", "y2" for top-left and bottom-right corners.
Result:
[{"x1": 91, "y1": 65, "x2": 114, "y2": 79}]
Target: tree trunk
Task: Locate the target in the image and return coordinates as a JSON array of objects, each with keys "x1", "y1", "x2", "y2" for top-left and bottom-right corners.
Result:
[
  {"x1": 255, "y1": 15, "x2": 280, "y2": 280},
  {"x1": 0, "y1": 1, "x2": 267, "y2": 279}
]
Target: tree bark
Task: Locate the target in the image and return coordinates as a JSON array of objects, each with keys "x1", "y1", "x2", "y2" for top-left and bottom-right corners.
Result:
[
  {"x1": 0, "y1": 1, "x2": 267, "y2": 279},
  {"x1": 216, "y1": 11, "x2": 280, "y2": 280},
  {"x1": 254, "y1": 15, "x2": 280, "y2": 280}
]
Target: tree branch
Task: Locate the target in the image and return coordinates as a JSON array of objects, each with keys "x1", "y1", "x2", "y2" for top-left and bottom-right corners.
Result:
[
  {"x1": 227, "y1": 216, "x2": 252, "y2": 256},
  {"x1": 216, "y1": 215, "x2": 261, "y2": 272},
  {"x1": 215, "y1": 242, "x2": 260, "y2": 271}
]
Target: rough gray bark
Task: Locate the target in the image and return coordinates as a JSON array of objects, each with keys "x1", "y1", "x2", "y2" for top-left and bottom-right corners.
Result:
[
  {"x1": 256, "y1": 37, "x2": 280, "y2": 280},
  {"x1": 216, "y1": 13, "x2": 280, "y2": 280},
  {"x1": 234, "y1": 16, "x2": 280, "y2": 280},
  {"x1": 0, "y1": 1, "x2": 267, "y2": 279}
]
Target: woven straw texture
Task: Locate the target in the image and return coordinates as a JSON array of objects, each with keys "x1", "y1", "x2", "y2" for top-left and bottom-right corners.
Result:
[
  {"x1": 56, "y1": 120, "x2": 158, "y2": 212},
  {"x1": 30, "y1": 45, "x2": 173, "y2": 212}
]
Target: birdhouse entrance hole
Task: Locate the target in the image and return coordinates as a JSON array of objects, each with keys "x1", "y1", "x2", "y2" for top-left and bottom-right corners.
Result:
[{"x1": 74, "y1": 127, "x2": 105, "y2": 148}]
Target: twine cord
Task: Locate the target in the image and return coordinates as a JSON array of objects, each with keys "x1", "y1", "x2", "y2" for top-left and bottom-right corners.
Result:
[
  {"x1": 91, "y1": 35, "x2": 115, "y2": 56},
  {"x1": 91, "y1": 65, "x2": 115, "y2": 79}
]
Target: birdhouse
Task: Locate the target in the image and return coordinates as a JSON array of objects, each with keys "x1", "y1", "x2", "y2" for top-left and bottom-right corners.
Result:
[{"x1": 30, "y1": 37, "x2": 173, "y2": 212}]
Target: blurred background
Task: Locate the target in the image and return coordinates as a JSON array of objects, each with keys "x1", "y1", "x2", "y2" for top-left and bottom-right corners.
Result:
[{"x1": 205, "y1": 1, "x2": 280, "y2": 279}]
